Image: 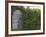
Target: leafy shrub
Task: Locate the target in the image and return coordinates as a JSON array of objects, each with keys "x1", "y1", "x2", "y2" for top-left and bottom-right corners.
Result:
[{"x1": 20, "y1": 7, "x2": 41, "y2": 30}]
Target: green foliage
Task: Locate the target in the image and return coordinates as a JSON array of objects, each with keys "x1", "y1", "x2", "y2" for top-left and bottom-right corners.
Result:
[{"x1": 20, "y1": 7, "x2": 41, "y2": 30}]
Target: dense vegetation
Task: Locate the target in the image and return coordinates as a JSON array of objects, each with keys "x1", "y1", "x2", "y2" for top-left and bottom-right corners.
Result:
[{"x1": 11, "y1": 6, "x2": 41, "y2": 30}]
